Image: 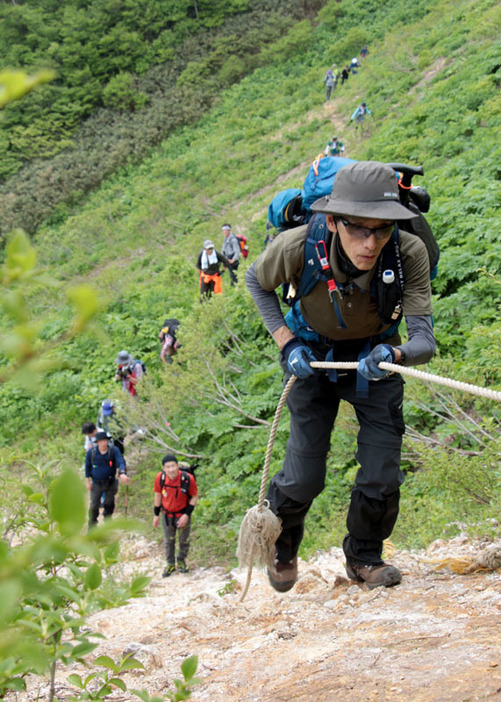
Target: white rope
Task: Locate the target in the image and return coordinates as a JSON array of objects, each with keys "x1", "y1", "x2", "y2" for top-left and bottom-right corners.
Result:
[
  {"x1": 237, "y1": 375, "x2": 296, "y2": 602},
  {"x1": 310, "y1": 361, "x2": 501, "y2": 402},
  {"x1": 237, "y1": 360, "x2": 499, "y2": 602}
]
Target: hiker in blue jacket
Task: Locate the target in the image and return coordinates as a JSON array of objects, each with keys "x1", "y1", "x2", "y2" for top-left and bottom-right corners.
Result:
[
  {"x1": 85, "y1": 431, "x2": 129, "y2": 527},
  {"x1": 349, "y1": 56, "x2": 361, "y2": 74},
  {"x1": 350, "y1": 102, "x2": 372, "y2": 128},
  {"x1": 246, "y1": 161, "x2": 435, "y2": 592}
]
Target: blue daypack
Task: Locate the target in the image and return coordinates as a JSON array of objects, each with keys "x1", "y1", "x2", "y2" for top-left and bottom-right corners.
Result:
[
  {"x1": 267, "y1": 188, "x2": 303, "y2": 230},
  {"x1": 266, "y1": 156, "x2": 356, "y2": 233},
  {"x1": 301, "y1": 155, "x2": 356, "y2": 211},
  {"x1": 266, "y1": 156, "x2": 439, "y2": 280}
]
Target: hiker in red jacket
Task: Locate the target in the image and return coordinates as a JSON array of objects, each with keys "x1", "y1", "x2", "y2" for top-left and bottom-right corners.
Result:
[{"x1": 153, "y1": 455, "x2": 198, "y2": 577}]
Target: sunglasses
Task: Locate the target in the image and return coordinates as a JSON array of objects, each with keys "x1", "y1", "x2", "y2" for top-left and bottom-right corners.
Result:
[{"x1": 337, "y1": 217, "x2": 395, "y2": 240}]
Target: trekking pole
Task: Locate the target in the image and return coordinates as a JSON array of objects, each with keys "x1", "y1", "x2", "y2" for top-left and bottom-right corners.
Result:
[{"x1": 124, "y1": 484, "x2": 129, "y2": 516}]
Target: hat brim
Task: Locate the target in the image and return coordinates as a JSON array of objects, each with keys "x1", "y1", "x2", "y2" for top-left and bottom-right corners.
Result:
[
  {"x1": 115, "y1": 355, "x2": 131, "y2": 364},
  {"x1": 310, "y1": 196, "x2": 417, "y2": 220}
]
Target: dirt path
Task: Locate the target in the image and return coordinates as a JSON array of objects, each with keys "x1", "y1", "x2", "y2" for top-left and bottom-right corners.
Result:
[{"x1": 22, "y1": 535, "x2": 501, "y2": 701}]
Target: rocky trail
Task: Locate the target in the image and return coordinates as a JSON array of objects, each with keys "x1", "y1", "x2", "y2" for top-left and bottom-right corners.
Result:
[{"x1": 20, "y1": 534, "x2": 501, "y2": 701}]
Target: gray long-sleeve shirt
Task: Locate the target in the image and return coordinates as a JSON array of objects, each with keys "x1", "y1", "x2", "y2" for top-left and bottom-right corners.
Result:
[{"x1": 222, "y1": 232, "x2": 241, "y2": 262}]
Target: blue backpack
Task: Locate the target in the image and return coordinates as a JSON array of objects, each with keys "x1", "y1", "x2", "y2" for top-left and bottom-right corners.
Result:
[
  {"x1": 266, "y1": 156, "x2": 356, "y2": 233},
  {"x1": 267, "y1": 187, "x2": 303, "y2": 230},
  {"x1": 301, "y1": 155, "x2": 356, "y2": 211},
  {"x1": 266, "y1": 156, "x2": 439, "y2": 280}
]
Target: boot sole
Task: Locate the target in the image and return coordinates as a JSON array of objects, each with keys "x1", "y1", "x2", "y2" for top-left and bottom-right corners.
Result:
[
  {"x1": 267, "y1": 568, "x2": 297, "y2": 593},
  {"x1": 345, "y1": 563, "x2": 401, "y2": 589}
]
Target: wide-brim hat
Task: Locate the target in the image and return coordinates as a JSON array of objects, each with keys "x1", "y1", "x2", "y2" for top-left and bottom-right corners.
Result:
[
  {"x1": 95, "y1": 431, "x2": 109, "y2": 442},
  {"x1": 115, "y1": 350, "x2": 131, "y2": 364},
  {"x1": 203, "y1": 239, "x2": 215, "y2": 249},
  {"x1": 310, "y1": 161, "x2": 418, "y2": 220}
]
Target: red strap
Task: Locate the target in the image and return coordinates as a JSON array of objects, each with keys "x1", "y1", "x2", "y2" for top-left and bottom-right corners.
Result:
[{"x1": 315, "y1": 240, "x2": 337, "y2": 296}]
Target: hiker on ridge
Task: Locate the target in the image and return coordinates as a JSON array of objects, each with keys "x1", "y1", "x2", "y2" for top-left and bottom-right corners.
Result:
[
  {"x1": 159, "y1": 319, "x2": 180, "y2": 365},
  {"x1": 153, "y1": 455, "x2": 198, "y2": 577},
  {"x1": 324, "y1": 69, "x2": 336, "y2": 100},
  {"x1": 82, "y1": 421, "x2": 104, "y2": 452},
  {"x1": 197, "y1": 239, "x2": 230, "y2": 299},
  {"x1": 97, "y1": 399, "x2": 126, "y2": 455},
  {"x1": 245, "y1": 160, "x2": 435, "y2": 592},
  {"x1": 115, "y1": 350, "x2": 144, "y2": 397},
  {"x1": 221, "y1": 223, "x2": 241, "y2": 286},
  {"x1": 85, "y1": 431, "x2": 129, "y2": 527},
  {"x1": 341, "y1": 65, "x2": 350, "y2": 85},
  {"x1": 324, "y1": 136, "x2": 345, "y2": 157},
  {"x1": 349, "y1": 56, "x2": 361, "y2": 74},
  {"x1": 350, "y1": 102, "x2": 372, "y2": 128}
]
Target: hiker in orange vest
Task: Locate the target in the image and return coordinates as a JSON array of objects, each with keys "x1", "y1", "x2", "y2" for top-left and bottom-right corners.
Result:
[{"x1": 197, "y1": 239, "x2": 230, "y2": 300}]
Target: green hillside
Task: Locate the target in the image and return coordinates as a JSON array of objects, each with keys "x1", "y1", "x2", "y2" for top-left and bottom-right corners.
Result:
[
  {"x1": 1, "y1": 0, "x2": 500, "y2": 566},
  {"x1": 0, "y1": 0, "x2": 321, "y2": 238}
]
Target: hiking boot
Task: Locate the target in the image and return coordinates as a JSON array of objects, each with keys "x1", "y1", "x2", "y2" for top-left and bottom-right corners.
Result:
[
  {"x1": 267, "y1": 557, "x2": 298, "y2": 593},
  {"x1": 177, "y1": 559, "x2": 189, "y2": 573},
  {"x1": 162, "y1": 564, "x2": 176, "y2": 578},
  {"x1": 345, "y1": 561, "x2": 401, "y2": 589}
]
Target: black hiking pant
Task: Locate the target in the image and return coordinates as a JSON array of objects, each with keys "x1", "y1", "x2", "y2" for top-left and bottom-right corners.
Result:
[
  {"x1": 162, "y1": 513, "x2": 191, "y2": 563},
  {"x1": 267, "y1": 368, "x2": 405, "y2": 566},
  {"x1": 89, "y1": 477, "x2": 118, "y2": 526},
  {"x1": 228, "y1": 260, "x2": 239, "y2": 286}
]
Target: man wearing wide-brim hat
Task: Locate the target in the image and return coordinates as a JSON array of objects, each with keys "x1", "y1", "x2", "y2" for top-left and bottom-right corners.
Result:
[
  {"x1": 246, "y1": 161, "x2": 436, "y2": 592},
  {"x1": 85, "y1": 431, "x2": 129, "y2": 527}
]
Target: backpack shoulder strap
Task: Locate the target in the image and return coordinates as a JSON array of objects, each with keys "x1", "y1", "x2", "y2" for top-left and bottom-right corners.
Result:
[
  {"x1": 180, "y1": 470, "x2": 190, "y2": 496},
  {"x1": 160, "y1": 470, "x2": 190, "y2": 495},
  {"x1": 373, "y1": 227, "x2": 405, "y2": 326},
  {"x1": 298, "y1": 213, "x2": 333, "y2": 298}
]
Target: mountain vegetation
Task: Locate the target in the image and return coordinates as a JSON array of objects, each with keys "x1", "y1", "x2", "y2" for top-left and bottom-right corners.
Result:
[
  {"x1": 0, "y1": 0, "x2": 500, "y2": 695},
  {"x1": 0, "y1": 0, "x2": 322, "y2": 238}
]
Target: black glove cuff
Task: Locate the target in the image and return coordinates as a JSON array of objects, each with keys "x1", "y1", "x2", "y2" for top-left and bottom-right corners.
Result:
[
  {"x1": 154, "y1": 505, "x2": 161, "y2": 516},
  {"x1": 184, "y1": 504, "x2": 194, "y2": 516}
]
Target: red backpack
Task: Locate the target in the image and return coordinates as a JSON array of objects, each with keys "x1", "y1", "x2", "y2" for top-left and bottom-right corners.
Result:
[{"x1": 236, "y1": 234, "x2": 248, "y2": 258}]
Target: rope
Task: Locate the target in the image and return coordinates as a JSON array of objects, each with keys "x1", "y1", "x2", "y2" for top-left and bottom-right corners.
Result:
[
  {"x1": 257, "y1": 375, "x2": 297, "y2": 508},
  {"x1": 237, "y1": 359, "x2": 500, "y2": 602},
  {"x1": 310, "y1": 361, "x2": 501, "y2": 402},
  {"x1": 237, "y1": 375, "x2": 296, "y2": 602}
]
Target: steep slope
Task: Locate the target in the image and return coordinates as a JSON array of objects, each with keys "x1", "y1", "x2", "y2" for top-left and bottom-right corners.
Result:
[
  {"x1": 18, "y1": 534, "x2": 501, "y2": 701},
  {"x1": 1, "y1": 0, "x2": 499, "y2": 572}
]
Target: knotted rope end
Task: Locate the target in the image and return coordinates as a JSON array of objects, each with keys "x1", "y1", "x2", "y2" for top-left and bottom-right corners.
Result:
[{"x1": 236, "y1": 501, "x2": 282, "y2": 570}]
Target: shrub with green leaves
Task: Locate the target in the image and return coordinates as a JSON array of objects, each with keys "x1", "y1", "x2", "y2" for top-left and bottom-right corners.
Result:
[{"x1": 0, "y1": 460, "x2": 150, "y2": 698}]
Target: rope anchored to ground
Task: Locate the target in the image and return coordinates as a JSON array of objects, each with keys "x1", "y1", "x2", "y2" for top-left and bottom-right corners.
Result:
[{"x1": 236, "y1": 362, "x2": 501, "y2": 602}]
